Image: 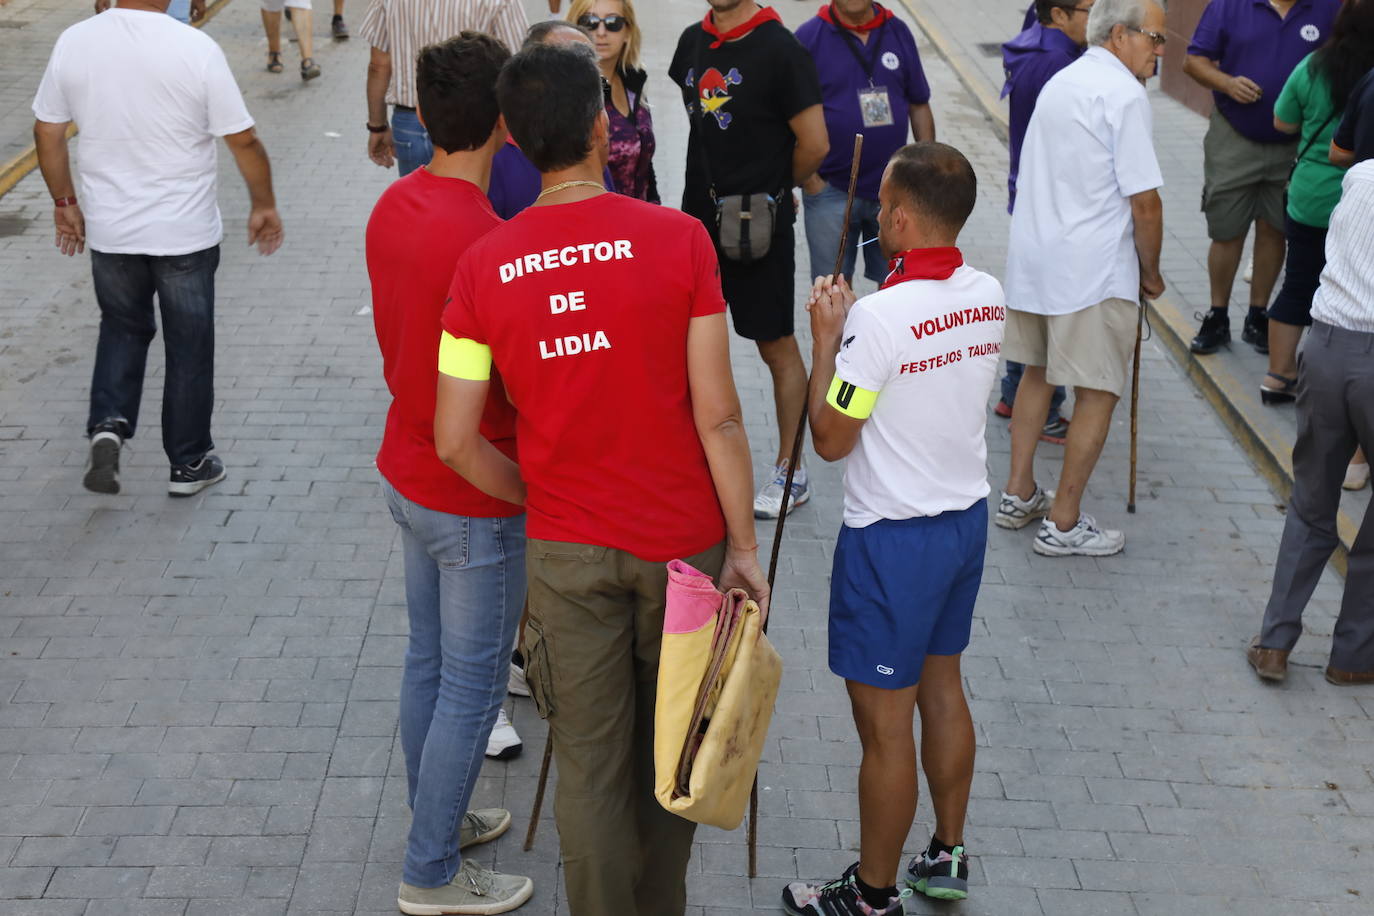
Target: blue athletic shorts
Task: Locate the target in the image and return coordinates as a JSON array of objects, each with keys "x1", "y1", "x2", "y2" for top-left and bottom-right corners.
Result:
[{"x1": 828, "y1": 499, "x2": 988, "y2": 689}]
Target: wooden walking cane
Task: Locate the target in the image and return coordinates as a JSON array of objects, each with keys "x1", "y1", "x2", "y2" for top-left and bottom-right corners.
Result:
[
  {"x1": 523, "y1": 737, "x2": 554, "y2": 851},
  {"x1": 1127, "y1": 297, "x2": 1146, "y2": 513},
  {"x1": 747, "y1": 133, "x2": 864, "y2": 878}
]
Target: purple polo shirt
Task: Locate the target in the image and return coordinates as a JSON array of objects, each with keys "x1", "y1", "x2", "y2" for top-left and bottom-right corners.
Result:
[
  {"x1": 1188, "y1": 0, "x2": 1340, "y2": 144},
  {"x1": 487, "y1": 141, "x2": 617, "y2": 220},
  {"x1": 795, "y1": 7, "x2": 931, "y2": 201},
  {"x1": 1002, "y1": 22, "x2": 1082, "y2": 213}
]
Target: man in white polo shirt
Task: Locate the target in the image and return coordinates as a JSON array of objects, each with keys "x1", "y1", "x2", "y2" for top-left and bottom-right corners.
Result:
[
  {"x1": 997, "y1": 0, "x2": 1165, "y2": 557},
  {"x1": 33, "y1": 0, "x2": 282, "y2": 497},
  {"x1": 782, "y1": 142, "x2": 1001, "y2": 915}
]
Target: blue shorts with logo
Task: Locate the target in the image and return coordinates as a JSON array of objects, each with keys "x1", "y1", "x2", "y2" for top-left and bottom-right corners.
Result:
[{"x1": 829, "y1": 499, "x2": 987, "y2": 689}]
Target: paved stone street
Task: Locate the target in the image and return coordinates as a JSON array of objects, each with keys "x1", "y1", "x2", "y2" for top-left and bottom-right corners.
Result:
[{"x1": 0, "y1": 0, "x2": 1371, "y2": 914}]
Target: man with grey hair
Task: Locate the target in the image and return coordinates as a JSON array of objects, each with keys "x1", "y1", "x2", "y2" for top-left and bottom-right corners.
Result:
[{"x1": 997, "y1": 0, "x2": 1166, "y2": 557}]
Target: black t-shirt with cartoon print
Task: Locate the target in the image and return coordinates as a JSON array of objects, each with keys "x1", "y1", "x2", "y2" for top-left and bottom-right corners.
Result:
[{"x1": 669, "y1": 19, "x2": 823, "y2": 229}]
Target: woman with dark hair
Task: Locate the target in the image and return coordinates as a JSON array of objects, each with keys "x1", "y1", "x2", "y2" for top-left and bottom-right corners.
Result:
[
  {"x1": 1263, "y1": 0, "x2": 1374, "y2": 410},
  {"x1": 568, "y1": 0, "x2": 659, "y2": 202}
]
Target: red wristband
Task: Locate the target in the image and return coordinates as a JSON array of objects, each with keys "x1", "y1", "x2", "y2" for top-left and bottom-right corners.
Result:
[{"x1": 54, "y1": 197, "x2": 78, "y2": 208}]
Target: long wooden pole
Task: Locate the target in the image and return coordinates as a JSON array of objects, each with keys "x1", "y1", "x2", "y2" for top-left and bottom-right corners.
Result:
[
  {"x1": 523, "y1": 737, "x2": 554, "y2": 852},
  {"x1": 748, "y1": 133, "x2": 865, "y2": 878},
  {"x1": 1127, "y1": 298, "x2": 1145, "y2": 513}
]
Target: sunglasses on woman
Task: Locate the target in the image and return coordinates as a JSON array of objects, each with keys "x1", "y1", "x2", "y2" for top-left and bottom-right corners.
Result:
[{"x1": 577, "y1": 14, "x2": 627, "y2": 32}]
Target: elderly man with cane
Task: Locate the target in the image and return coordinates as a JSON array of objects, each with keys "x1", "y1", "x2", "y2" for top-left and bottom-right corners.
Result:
[{"x1": 997, "y1": 0, "x2": 1166, "y2": 557}]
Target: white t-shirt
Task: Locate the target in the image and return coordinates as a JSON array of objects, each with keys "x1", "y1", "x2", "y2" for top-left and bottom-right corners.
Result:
[
  {"x1": 832, "y1": 258, "x2": 1006, "y2": 528},
  {"x1": 1004, "y1": 47, "x2": 1163, "y2": 316},
  {"x1": 32, "y1": 9, "x2": 255, "y2": 256}
]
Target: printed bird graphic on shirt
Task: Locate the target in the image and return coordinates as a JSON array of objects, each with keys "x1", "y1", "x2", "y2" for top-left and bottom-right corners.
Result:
[{"x1": 686, "y1": 66, "x2": 743, "y2": 129}]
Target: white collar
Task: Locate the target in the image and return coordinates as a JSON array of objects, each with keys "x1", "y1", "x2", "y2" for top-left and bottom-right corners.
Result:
[{"x1": 1083, "y1": 45, "x2": 1139, "y2": 81}]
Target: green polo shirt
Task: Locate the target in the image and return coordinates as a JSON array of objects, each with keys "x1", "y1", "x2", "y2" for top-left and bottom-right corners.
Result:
[{"x1": 1275, "y1": 53, "x2": 1344, "y2": 229}]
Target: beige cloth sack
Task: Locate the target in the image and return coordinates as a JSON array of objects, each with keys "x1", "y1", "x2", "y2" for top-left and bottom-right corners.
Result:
[{"x1": 653, "y1": 559, "x2": 782, "y2": 830}]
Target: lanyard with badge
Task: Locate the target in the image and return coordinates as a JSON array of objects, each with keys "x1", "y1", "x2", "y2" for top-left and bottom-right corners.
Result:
[{"x1": 837, "y1": 20, "x2": 894, "y2": 128}]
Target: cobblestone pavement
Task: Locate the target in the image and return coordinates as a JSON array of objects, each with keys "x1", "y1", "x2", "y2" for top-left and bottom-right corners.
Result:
[{"x1": 0, "y1": 0, "x2": 1371, "y2": 914}]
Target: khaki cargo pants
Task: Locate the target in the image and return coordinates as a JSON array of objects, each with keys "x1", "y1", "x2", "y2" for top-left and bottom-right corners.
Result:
[{"x1": 522, "y1": 538, "x2": 725, "y2": 916}]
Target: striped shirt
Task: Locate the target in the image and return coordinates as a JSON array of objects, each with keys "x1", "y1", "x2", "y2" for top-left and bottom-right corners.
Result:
[
  {"x1": 1312, "y1": 161, "x2": 1374, "y2": 334},
  {"x1": 358, "y1": 0, "x2": 528, "y2": 109}
]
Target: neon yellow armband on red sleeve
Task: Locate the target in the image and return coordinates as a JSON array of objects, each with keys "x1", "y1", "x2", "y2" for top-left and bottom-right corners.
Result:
[
  {"x1": 826, "y1": 374, "x2": 877, "y2": 419},
  {"x1": 438, "y1": 331, "x2": 492, "y2": 381}
]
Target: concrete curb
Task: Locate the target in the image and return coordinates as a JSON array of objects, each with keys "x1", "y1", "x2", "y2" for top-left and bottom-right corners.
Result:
[
  {"x1": 895, "y1": 0, "x2": 1355, "y2": 574},
  {"x1": 0, "y1": 0, "x2": 234, "y2": 203}
]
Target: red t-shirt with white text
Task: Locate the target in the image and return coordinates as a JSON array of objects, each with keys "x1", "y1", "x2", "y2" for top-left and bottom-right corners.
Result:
[
  {"x1": 441, "y1": 193, "x2": 726, "y2": 561},
  {"x1": 366, "y1": 168, "x2": 520, "y2": 517}
]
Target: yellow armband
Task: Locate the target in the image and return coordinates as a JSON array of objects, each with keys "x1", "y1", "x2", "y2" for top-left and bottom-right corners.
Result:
[
  {"x1": 826, "y1": 374, "x2": 877, "y2": 419},
  {"x1": 438, "y1": 332, "x2": 492, "y2": 381}
]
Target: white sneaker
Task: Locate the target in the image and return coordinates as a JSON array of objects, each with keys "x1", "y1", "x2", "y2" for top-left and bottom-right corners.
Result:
[
  {"x1": 1243, "y1": 256, "x2": 1254, "y2": 284},
  {"x1": 1033, "y1": 514, "x2": 1125, "y2": 557},
  {"x1": 754, "y1": 462, "x2": 810, "y2": 519},
  {"x1": 507, "y1": 661, "x2": 531, "y2": 698},
  {"x1": 995, "y1": 485, "x2": 1054, "y2": 530},
  {"x1": 1344, "y1": 462, "x2": 1370, "y2": 491},
  {"x1": 485, "y1": 708, "x2": 522, "y2": 760}
]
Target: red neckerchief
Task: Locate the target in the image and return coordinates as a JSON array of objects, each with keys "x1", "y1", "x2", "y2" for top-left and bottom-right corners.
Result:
[
  {"x1": 817, "y1": 2, "x2": 894, "y2": 32},
  {"x1": 880, "y1": 247, "x2": 964, "y2": 289},
  {"x1": 701, "y1": 5, "x2": 783, "y2": 49}
]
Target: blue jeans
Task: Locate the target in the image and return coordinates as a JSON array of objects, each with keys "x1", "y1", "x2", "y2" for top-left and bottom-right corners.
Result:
[
  {"x1": 167, "y1": 0, "x2": 191, "y2": 23},
  {"x1": 88, "y1": 246, "x2": 219, "y2": 466},
  {"x1": 803, "y1": 182, "x2": 886, "y2": 284},
  {"x1": 1001, "y1": 360, "x2": 1067, "y2": 424},
  {"x1": 392, "y1": 108, "x2": 433, "y2": 178},
  {"x1": 382, "y1": 478, "x2": 526, "y2": 888}
]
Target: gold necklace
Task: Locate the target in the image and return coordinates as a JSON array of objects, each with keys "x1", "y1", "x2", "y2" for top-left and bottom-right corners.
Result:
[{"x1": 536, "y1": 180, "x2": 606, "y2": 201}]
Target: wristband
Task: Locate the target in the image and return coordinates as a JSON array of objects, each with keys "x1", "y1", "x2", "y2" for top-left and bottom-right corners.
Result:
[
  {"x1": 54, "y1": 197, "x2": 78, "y2": 208},
  {"x1": 366, "y1": 122, "x2": 389, "y2": 134}
]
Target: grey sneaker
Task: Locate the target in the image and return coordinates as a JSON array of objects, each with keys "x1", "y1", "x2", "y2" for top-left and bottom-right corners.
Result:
[
  {"x1": 995, "y1": 485, "x2": 1053, "y2": 530},
  {"x1": 84, "y1": 429, "x2": 122, "y2": 495},
  {"x1": 754, "y1": 462, "x2": 810, "y2": 519},
  {"x1": 169, "y1": 454, "x2": 226, "y2": 497},
  {"x1": 459, "y1": 808, "x2": 511, "y2": 850},
  {"x1": 1033, "y1": 514, "x2": 1125, "y2": 557},
  {"x1": 397, "y1": 859, "x2": 533, "y2": 915}
]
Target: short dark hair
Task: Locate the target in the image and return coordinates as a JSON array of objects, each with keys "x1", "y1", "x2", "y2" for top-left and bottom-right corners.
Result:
[
  {"x1": 415, "y1": 32, "x2": 510, "y2": 155},
  {"x1": 886, "y1": 142, "x2": 978, "y2": 234},
  {"x1": 1035, "y1": 0, "x2": 1078, "y2": 24},
  {"x1": 497, "y1": 43, "x2": 602, "y2": 172},
  {"x1": 522, "y1": 19, "x2": 585, "y2": 49}
]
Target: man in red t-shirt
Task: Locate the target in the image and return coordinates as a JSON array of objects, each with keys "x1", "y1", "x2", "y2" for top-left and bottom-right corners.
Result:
[
  {"x1": 433, "y1": 42, "x2": 769, "y2": 916},
  {"x1": 364, "y1": 34, "x2": 533, "y2": 916}
]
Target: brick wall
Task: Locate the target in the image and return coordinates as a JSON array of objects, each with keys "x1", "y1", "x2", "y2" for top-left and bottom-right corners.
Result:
[{"x1": 1161, "y1": 0, "x2": 1214, "y2": 116}]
